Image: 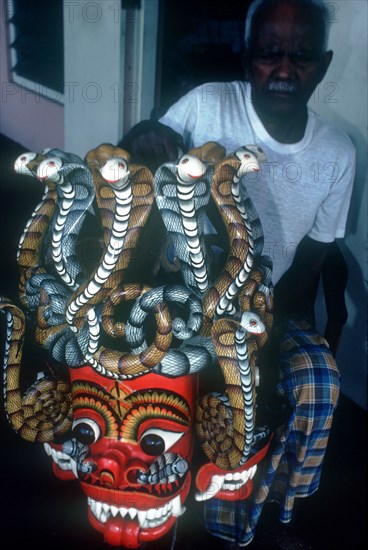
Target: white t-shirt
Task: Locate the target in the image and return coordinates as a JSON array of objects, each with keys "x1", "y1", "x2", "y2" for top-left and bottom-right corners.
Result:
[{"x1": 159, "y1": 81, "x2": 355, "y2": 284}]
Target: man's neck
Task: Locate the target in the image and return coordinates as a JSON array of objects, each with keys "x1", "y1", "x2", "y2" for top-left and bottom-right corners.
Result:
[{"x1": 252, "y1": 100, "x2": 309, "y2": 144}]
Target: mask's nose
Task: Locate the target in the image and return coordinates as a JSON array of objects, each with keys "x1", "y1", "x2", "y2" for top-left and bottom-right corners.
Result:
[{"x1": 96, "y1": 449, "x2": 147, "y2": 489}]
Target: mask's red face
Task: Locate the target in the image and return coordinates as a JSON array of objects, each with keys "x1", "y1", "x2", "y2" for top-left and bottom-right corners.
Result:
[{"x1": 45, "y1": 366, "x2": 199, "y2": 548}]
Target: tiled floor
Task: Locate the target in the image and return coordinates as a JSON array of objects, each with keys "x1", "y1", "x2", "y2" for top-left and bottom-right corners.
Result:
[{"x1": 0, "y1": 134, "x2": 366, "y2": 549}]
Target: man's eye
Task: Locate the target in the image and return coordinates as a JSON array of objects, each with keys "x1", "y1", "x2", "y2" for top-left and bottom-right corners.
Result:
[
  {"x1": 255, "y1": 51, "x2": 282, "y2": 63},
  {"x1": 140, "y1": 429, "x2": 184, "y2": 456},
  {"x1": 291, "y1": 52, "x2": 319, "y2": 64},
  {"x1": 254, "y1": 50, "x2": 320, "y2": 65}
]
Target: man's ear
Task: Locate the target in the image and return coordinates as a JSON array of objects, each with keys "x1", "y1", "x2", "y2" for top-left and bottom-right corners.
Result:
[
  {"x1": 242, "y1": 50, "x2": 251, "y2": 82},
  {"x1": 318, "y1": 50, "x2": 333, "y2": 82}
]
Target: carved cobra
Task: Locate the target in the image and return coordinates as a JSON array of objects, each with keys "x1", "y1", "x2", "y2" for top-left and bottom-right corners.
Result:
[
  {"x1": 14, "y1": 151, "x2": 96, "y2": 367},
  {"x1": 15, "y1": 149, "x2": 95, "y2": 301},
  {"x1": 66, "y1": 144, "x2": 154, "y2": 332},
  {"x1": 15, "y1": 151, "x2": 59, "y2": 308},
  {"x1": 154, "y1": 145, "x2": 224, "y2": 296},
  {"x1": 137, "y1": 453, "x2": 189, "y2": 485},
  {"x1": 195, "y1": 311, "x2": 265, "y2": 470},
  {"x1": 0, "y1": 297, "x2": 72, "y2": 442},
  {"x1": 201, "y1": 147, "x2": 266, "y2": 335}
]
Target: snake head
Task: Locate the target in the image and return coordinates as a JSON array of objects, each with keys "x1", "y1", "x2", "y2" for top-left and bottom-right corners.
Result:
[
  {"x1": 176, "y1": 154, "x2": 207, "y2": 184},
  {"x1": 234, "y1": 146, "x2": 263, "y2": 176},
  {"x1": 37, "y1": 156, "x2": 64, "y2": 183},
  {"x1": 240, "y1": 311, "x2": 265, "y2": 335},
  {"x1": 239, "y1": 145, "x2": 267, "y2": 163},
  {"x1": 100, "y1": 157, "x2": 131, "y2": 189},
  {"x1": 14, "y1": 152, "x2": 38, "y2": 176}
]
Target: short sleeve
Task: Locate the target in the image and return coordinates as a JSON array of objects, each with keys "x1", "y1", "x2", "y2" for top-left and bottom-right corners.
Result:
[
  {"x1": 308, "y1": 137, "x2": 356, "y2": 242},
  {"x1": 159, "y1": 87, "x2": 202, "y2": 149}
]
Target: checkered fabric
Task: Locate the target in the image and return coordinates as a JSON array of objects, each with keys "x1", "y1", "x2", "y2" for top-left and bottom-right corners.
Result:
[{"x1": 203, "y1": 315, "x2": 340, "y2": 546}]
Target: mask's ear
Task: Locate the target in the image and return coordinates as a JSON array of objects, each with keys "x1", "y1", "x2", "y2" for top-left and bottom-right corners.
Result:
[{"x1": 318, "y1": 50, "x2": 333, "y2": 83}]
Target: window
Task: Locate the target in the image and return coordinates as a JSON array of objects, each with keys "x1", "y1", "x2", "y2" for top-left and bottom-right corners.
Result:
[{"x1": 7, "y1": 0, "x2": 64, "y2": 100}]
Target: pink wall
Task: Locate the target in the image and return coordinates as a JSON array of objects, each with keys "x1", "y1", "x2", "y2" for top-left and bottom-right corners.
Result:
[{"x1": 0, "y1": 0, "x2": 64, "y2": 150}]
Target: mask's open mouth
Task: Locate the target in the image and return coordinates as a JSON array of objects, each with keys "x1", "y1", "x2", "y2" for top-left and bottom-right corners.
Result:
[
  {"x1": 195, "y1": 435, "x2": 272, "y2": 502},
  {"x1": 85, "y1": 480, "x2": 191, "y2": 548},
  {"x1": 88, "y1": 493, "x2": 184, "y2": 529},
  {"x1": 195, "y1": 464, "x2": 257, "y2": 501}
]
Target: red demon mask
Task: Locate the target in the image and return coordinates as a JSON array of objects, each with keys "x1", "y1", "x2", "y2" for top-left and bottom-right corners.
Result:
[{"x1": 44, "y1": 367, "x2": 199, "y2": 548}]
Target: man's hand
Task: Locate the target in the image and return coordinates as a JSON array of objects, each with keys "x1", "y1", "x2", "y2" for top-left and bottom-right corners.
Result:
[
  {"x1": 117, "y1": 120, "x2": 185, "y2": 172},
  {"x1": 274, "y1": 236, "x2": 332, "y2": 326}
]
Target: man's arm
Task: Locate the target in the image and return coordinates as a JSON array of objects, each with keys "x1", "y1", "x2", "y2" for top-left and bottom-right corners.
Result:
[
  {"x1": 274, "y1": 236, "x2": 331, "y2": 325},
  {"x1": 275, "y1": 237, "x2": 348, "y2": 355},
  {"x1": 274, "y1": 236, "x2": 348, "y2": 355}
]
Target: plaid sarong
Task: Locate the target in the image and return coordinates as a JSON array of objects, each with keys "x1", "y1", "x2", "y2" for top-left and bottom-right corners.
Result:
[{"x1": 204, "y1": 315, "x2": 340, "y2": 546}]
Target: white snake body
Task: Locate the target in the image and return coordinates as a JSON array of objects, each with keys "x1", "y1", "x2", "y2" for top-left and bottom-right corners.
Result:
[
  {"x1": 234, "y1": 315, "x2": 258, "y2": 465},
  {"x1": 50, "y1": 158, "x2": 95, "y2": 290},
  {"x1": 155, "y1": 156, "x2": 213, "y2": 296},
  {"x1": 66, "y1": 177, "x2": 133, "y2": 330},
  {"x1": 214, "y1": 155, "x2": 264, "y2": 318}
]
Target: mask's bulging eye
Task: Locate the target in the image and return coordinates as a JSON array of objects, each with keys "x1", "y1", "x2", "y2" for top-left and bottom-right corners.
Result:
[
  {"x1": 140, "y1": 429, "x2": 184, "y2": 456},
  {"x1": 72, "y1": 418, "x2": 101, "y2": 445}
]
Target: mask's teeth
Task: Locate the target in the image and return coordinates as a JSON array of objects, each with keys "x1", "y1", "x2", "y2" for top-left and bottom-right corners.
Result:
[
  {"x1": 137, "y1": 510, "x2": 147, "y2": 528},
  {"x1": 128, "y1": 508, "x2": 137, "y2": 520},
  {"x1": 195, "y1": 465, "x2": 258, "y2": 501},
  {"x1": 44, "y1": 443, "x2": 78, "y2": 477},
  {"x1": 70, "y1": 459, "x2": 78, "y2": 479},
  {"x1": 171, "y1": 494, "x2": 185, "y2": 517},
  {"x1": 251, "y1": 465, "x2": 257, "y2": 478},
  {"x1": 87, "y1": 493, "x2": 186, "y2": 528},
  {"x1": 95, "y1": 501, "x2": 102, "y2": 519},
  {"x1": 119, "y1": 506, "x2": 128, "y2": 519},
  {"x1": 44, "y1": 443, "x2": 51, "y2": 456},
  {"x1": 110, "y1": 505, "x2": 119, "y2": 517},
  {"x1": 195, "y1": 474, "x2": 224, "y2": 502}
]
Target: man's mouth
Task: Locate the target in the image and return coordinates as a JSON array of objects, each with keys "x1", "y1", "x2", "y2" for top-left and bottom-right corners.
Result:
[
  {"x1": 267, "y1": 81, "x2": 298, "y2": 95},
  {"x1": 88, "y1": 493, "x2": 185, "y2": 528}
]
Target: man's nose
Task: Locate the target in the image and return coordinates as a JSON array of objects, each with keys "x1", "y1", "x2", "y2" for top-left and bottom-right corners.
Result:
[{"x1": 275, "y1": 54, "x2": 295, "y2": 78}]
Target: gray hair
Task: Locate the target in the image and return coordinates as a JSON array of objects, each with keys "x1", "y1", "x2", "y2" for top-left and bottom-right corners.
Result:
[{"x1": 244, "y1": 0, "x2": 332, "y2": 51}]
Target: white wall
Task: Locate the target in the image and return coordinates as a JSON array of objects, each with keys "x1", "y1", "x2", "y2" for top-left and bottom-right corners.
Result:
[
  {"x1": 63, "y1": 0, "x2": 125, "y2": 158},
  {"x1": 63, "y1": 0, "x2": 159, "y2": 158},
  {"x1": 312, "y1": 0, "x2": 367, "y2": 409}
]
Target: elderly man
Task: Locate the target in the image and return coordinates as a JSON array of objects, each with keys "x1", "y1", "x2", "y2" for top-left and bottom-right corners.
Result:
[{"x1": 119, "y1": 0, "x2": 355, "y2": 546}]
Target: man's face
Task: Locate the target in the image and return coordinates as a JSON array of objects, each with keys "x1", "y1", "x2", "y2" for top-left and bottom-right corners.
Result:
[{"x1": 245, "y1": 3, "x2": 332, "y2": 117}]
